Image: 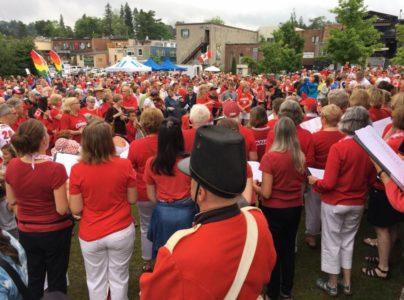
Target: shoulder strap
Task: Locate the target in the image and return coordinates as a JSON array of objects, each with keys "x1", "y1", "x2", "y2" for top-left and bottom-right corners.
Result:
[
  {"x1": 165, "y1": 224, "x2": 202, "y2": 253},
  {"x1": 0, "y1": 256, "x2": 32, "y2": 300},
  {"x1": 224, "y1": 207, "x2": 259, "y2": 300}
]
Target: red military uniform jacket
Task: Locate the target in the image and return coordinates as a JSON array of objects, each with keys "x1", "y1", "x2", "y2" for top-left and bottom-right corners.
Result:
[{"x1": 139, "y1": 205, "x2": 276, "y2": 299}]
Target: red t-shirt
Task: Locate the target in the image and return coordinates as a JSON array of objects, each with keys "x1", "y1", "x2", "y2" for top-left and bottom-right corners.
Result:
[
  {"x1": 251, "y1": 126, "x2": 270, "y2": 162},
  {"x1": 10, "y1": 116, "x2": 28, "y2": 132},
  {"x1": 237, "y1": 93, "x2": 253, "y2": 113},
  {"x1": 126, "y1": 121, "x2": 138, "y2": 143},
  {"x1": 259, "y1": 151, "x2": 305, "y2": 208},
  {"x1": 123, "y1": 94, "x2": 138, "y2": 110},
  {"x1": 60, "y1": 113, "x2": 87, "y2": 143},
  {"x1": 183, "y1": 128, "x2": 197, "y2": 154},
  {"x1": 265, "y1": 126, "x2": 315, "y2": 167},
  {"x1": 314, "y1": 138, "x2": 377, "y2": 206},
  {"x1": 196, "y1": 97, "x2": 213, "y2": 113},
  {"x1": 80, "y1": 107, "x2": 102, "y2": 118},
  {"x1": 239, "y1": 125, "x2": 258, "y2": 158},
  {"x1": 368, "y1": 108, "x2": 391, "y2": 122},
  {"x1": 69, "y1": 157, "x2": 136, "y2": 241},
  {"x1": 5, "y1": 159, "x2": 71, "y2": 233},
  {"x1": 50, "y1": 108, "x2": 62, "y2": 132},
  {"x1": 128, "y1": 135, "x2": 158, "y2": 201},
  {"x1": 181, "y1": 115, "x2": 190, "y2": 130},
  {"x1": 312, "y1": 130, "x2": 345, "y2": 169},
  {"x1": 144, "y1": 157, "x2": 191, "y2": 202},
  {"x1": 267, "y1": 118, "x2": 278, "y2": 130}
]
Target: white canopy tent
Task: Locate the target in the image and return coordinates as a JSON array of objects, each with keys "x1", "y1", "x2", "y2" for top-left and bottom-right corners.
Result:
[
  {"x1": 106, "y1": 56, "x2": 152, "y2": 73},
  {"x1": 204, "y1": 65, "x2": 220, "y2": 72}
]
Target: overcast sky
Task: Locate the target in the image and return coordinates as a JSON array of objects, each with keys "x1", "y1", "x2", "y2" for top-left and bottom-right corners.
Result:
[{"x1": 1, "y1": 0, "x2": 403, "y2": 30}]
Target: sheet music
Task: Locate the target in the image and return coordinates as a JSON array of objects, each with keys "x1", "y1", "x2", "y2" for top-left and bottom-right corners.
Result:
[
  {"x1": 308, "y1": 168, "x2": 325, "y2": 180},
  {"x1": 248, "y1": 161, "x2": 262, "y2": 182},
  {"x1": 354, "y1": 125, "x2": 404, "y2": 189},
  {"x1": 372, "y1": 117, "x2": 391, "y2": 137},
  {"x1": 300, "y1": 117, "x2": 322, "y2": 134},
  {"x1": 54, "y1": 153, "x2": 80, "y2": 177}
]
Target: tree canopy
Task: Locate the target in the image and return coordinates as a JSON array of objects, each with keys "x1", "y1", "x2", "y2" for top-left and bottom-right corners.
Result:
[
  {"x1": 391, "y1": 24, "x2": 404, "y2": 66},
  {"x1": 324, "y1": 0, "x2": 381, "y2": 65}
]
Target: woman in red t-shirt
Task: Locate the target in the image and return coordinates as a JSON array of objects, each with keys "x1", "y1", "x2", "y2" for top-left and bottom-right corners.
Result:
[
  {"x1": 255, "y1": 117, "x2": 305, "y2": 300},
  {"x1": 367, "y1": 86, "x2": 391, "y2": 122},
  {"x1": 196, "y1": 84, "x2": 215, "y2": 114},
  {"x1": 237, "y1": 85, "x2": 253, "y2": 125},
  {"x1": 249, "y1": 106, "x2": 270, "y2": 162},
  {"x1": 6, "y1": 119, "x2": 71, "y2": 299},
  {"x1": 69, "y1": 120, "x2": 137, "y2": 300},
  {"x1": 144, "y1": 117, "x2": 195, "y2": 259},
  {"x1": 127, "y1": 108, "x2": 164, "y2": 271},
  {"x1": 60, "y1": 97, "x2": 87, "y2": 143},
  {"x1": 79, "y1": 96, "x2": 102, "y2": 120}
]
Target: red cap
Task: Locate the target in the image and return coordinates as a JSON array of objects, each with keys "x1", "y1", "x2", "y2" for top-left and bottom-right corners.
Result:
[
  {"x1": 223, "y1": 100, "x2": 241, "y2": 118},
  {"x1": 301, "y1": 98, "x2": 317, "y2": 109}
]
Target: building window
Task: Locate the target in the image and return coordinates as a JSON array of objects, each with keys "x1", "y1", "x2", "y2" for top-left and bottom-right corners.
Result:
[
  {"x1": 138, "y1": 49, "x2": 143, "y2": 56},
  {"x1": 181, "y1": 29, "x2": 190, "y2": 38},
  {"x1": 315, "y1": 36, "x2": 320, "y2": 43},
  {"x1": 170, "y1": 50, "x2": 176, "y2": 57}
]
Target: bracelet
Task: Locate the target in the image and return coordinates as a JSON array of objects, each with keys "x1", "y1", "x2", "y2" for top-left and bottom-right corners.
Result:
[{"x1": 377, "y1": 170, "x2": 385, "y2": 178}]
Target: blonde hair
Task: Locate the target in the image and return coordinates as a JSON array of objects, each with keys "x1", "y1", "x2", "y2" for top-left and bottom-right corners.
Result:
[
  {"x1": 197, "y1": 84, "x2": 209, "y2": 98},
  {"x1": 367, "y1": 86, "x2": 384, "y2": 109},
  {"x1": 62, "y1": 97, "x2": 78, "y2": 113},
  {"x1": 140, "y1": 108, "x2": 164, "y2": 135},
  {"x1": 320, "y1": 104, "x2": 342, "y2": 127},
  {"x1": 349, "y1": 89, "x2": 370, "y2": 109},
  {"x1": 49, "y1": 94, "x2": 62, "y2": 106},
  {"x1": 391, "y1": 92, "x2": 404, "y2": 110},
  {"x1": 271, "y1": 117, "x2": 305, "y2": 174}
]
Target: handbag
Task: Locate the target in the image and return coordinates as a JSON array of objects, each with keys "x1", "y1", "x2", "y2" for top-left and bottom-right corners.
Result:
[{"x1": 0, "y1": 256, "x2": 33, "y2": 300}]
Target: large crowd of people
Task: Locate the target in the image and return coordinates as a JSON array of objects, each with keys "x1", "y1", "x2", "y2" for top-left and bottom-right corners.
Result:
[{"x1": 0, "y1": 65, "x2": 403, "y2": 299}]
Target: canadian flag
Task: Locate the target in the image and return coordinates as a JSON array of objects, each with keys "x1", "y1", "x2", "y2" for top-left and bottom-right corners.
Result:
[{"x1": 199, "y1": 50, "x2": 212, "y2": 63}]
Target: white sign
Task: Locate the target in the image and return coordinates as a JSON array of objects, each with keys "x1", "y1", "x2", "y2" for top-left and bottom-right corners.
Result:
[{"x1": 303, "y1": 52, "x2": 315, "y2": 59}]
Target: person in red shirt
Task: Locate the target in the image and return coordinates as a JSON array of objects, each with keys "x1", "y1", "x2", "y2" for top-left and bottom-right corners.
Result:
[
  {"x1": 69, "y1": 120, "x2": 137, "y2": 300},
  {"x1": 182, "y1": 104, "x2": 210, "y2": 153},
  {"x1": 237, "y1": 85, "x2": 253, "y2": 125},
  {"x1": 255, "y1": 117, "x2": 306, "y2": 300},
  {"x1": 99, "y1": 92, "x2": 113, "y2": 118},
  {"x1": 121, "y1": 85, "x2": 139, "y2": 111},
  {"x1": 7, "y1": 99, "x2": 28, "y2": 131},
  {"x1": 267, "y1": 97, "x2": 284, "y2": 130},
  {"x1": 249, "y1": 106, "x2": 270, "y2": 162},
  {"x1": 144, "y1": 117, "x2": 195, "y2": 259},
  {"x1": 48, "y1": 93, "x2": 64, "y2": 139},
  {"x1": 60, "y1": 97, "x2": 87, "y2": 143},
  {"x1": 140, "y1": 125, "x2": 276, "y2": 300},
  {"x1": 367, "y1": 86, "x2": 391, "y2": 122},
  {"x1": 301, "y1": 98, "x2": 319, "y2": 121},
  {"x1": 6, "y1": 119, "x2": 71, "y2": 299},
  {"x1": 196, "y1": 84, "x2": 216, "y2": 114},
  {"x1": 266, "y1": 100, "x2": 315, "y2": 167},
  {"x1": 79, "y1": 96, "x2": 102, "y2": 120},
  {"x1": 126, "y1": 111, "x2": 139, "y2": 142},
  {"x1": 128, "y1": 108, "x2": 164, "y2": 272},
  {"x1": 308, "y1": 107, "x2": 377, "y2": 297},
  {"x1": 223, "y1": 101, "x2": 258, "y2": 161},
  {"x1": 305, "y1": 104, "x2": 345, "y2": 248}
]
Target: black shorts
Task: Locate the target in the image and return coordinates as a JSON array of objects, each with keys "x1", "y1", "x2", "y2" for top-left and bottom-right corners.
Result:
[{"x1": 367, "y1": 187, "x2": 404, "y2": 227}]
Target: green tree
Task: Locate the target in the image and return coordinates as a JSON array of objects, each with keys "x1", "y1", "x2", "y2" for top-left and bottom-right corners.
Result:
[
  {"x1": 240, "y1": 56, "x2": 260, "y2": 74},
  {"x1": 273, "y1": 20, "x2": 304, "y2": 54},
  {"x1": 111, "y1": 14, "x2": 128, "y2": 38},
  {"x1": 149, "y1": 54, "x2": 161, "y2": 64},
  {"x1": 134, "y1": 9, "x2": 173, "y2": 40},
  {"x1": 0, "y1": 34, "x2": 35, "y2": 76},
  {"x1": 59, "y1": 14, "x2": 65, "y2": 29},
  {"x1": 391, "y1": 24, "x2": 404, "y2": 66},
  {"x1": 120, "y1": 5, "x2": 125, "y2": 20},
  {"x1": 325, "y1": 0, "x2": 381, "y2": 65},
  {"x1": 124, "y1": 2, "x2": 134, "y2": 35},
  {"x1": 308, "y1": 16, "x2": 330, "y2": 29},
  {"x1": 205, "y1": 17, "x2": 225, "y2": 25},
  {"x1": 34, "y1": 20, "x2": 57, "y2": 37},
  {"x1": 74, "y1": 14, "x2": 103, "y2": 38},
  {"x1": 103, "y1": 3, "x2": 113, "y2": 36},
  {"x1": 231, "y1": 57, "x2": 237, "y2": 74}
]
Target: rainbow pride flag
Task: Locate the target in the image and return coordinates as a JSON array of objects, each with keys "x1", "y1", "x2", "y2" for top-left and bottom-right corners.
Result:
[
  {"x1": 49, "y1": 50, "x2": 63, "y2": 75},
  {"x1": 30, "y1": 50, "x2": 50, "y2": 78}
]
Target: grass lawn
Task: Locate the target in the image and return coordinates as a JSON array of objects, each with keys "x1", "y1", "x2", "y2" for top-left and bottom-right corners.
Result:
[{"x1": 67, "y1": 207, "x2": 403, "y2": 300}]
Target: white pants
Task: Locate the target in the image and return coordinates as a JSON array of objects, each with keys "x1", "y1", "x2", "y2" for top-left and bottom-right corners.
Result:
[
  {"x1": 80, "y1": 224, "x2": 135, "y2": 300},
  {"x1": 137, "y1": 201, "x2": 156, "y2": 261},
  {"x1": 321, "y1": 202, "x2": 364, "y2": 274},
  {"x1": 304, "y1": 187, "x2": 321, "y2": 236}
]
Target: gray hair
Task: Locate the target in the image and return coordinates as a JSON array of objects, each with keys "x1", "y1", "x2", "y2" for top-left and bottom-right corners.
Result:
[
  {"x1": 189, "y1": 104, "x2": 210, "y2": 127},
  {"x1": 279, "y1": 100, "x2": 304, "y2": 125},
  {"x1": 328, "y1": 89, "x2": 349, "y2": 111},
  {"x1": 6, "y1": 98, "x2": 23, "y2": 108},
  {"x1": 0, "y1": 104, "x2": 11, "y2": 117},
  {"x1": 338, "y1": 106, "x2": 371, "y2": 136}
]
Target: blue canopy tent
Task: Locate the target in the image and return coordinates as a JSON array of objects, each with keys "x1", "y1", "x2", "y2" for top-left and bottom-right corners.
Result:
[
  {"x1": 159, "y1": 59, "x2": 187, "y2": 71},
  {"x1": 143, "y1": 58, "x2": 163, "y2": 71}
]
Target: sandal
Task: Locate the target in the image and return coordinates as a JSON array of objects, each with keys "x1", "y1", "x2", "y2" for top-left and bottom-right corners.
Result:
[
  {"x1": 361, "y1": 266, "x2": 390, "y2": 279},
  {"x1": 364, "y1": 256, "x2": 379, "y2": 264},
  {"x1": 363, "y1": 237, "x2": 378, "y2": 248},
  {"x1": 316, "y1": 278, "x2": 338, "y2": 297},
  {"x1": 337, "y1": 279, "x2": 352, "y2": 296}
]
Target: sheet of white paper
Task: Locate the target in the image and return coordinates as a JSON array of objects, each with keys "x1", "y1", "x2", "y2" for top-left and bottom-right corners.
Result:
[
  {"x1": 267, "y1": 114, "x2": 275, "y2": 121},
  {"x1": 372, "y1": 117, "x2": 392, "y2": 137},
  {"x1": 355, "y1": 125, "x2": 404, "y2": 189},
  {"x1": 54, "y1": 153, "x2": 80, "y2": 177},
  {"x1": 300, "y1": 117, "x2": 322, "y2": 134},
  {"x1": 308, "y1": 168, "x2": 325, "y2": 180},
  {"x1": 120, "y1": 149, "x2": 129, "y2": 159},
  {"x1": 248, "y1": 161, "x2": 262, "y2": 182}
]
